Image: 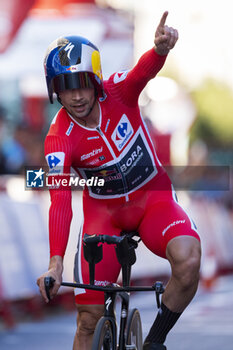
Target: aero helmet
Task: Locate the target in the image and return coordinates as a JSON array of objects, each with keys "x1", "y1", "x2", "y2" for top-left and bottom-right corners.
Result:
[{"x1": 44, "y1": 36, "x2": 104, "y2": 103}]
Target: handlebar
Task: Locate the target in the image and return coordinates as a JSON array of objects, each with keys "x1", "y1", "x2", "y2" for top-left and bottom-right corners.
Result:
[
  {"x1": 44, "y1": 232, "x2": 165, "y2": 307},
  {"x1": 44, "y1": 277, "x2": 164, "y2": 308},
  {"x1": 83, "y1": 232, "x2": 139, "y2": 246},
  {"x1": 61, "y1": 281, "x2": 164, "y2": 294},
  {"x1": 83, "y1": 232, "x2": 139, "y2": 286}
]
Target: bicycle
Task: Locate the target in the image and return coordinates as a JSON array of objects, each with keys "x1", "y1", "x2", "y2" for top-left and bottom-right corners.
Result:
[{"x1": 44, "y1": 231, "x2": 165, "y2": 350}]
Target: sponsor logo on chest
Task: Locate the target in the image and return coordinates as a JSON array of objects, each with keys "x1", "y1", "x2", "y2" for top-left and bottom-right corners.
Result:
[
  {"x1": 81, "y1": 147, "x2": 103, "y2": 161},
  {"x1": 120, "y1": 145, "x2": 142, "y2": 173},
  {"x1": 111, "y1": 114, "x2": 133, "y2": 151}
]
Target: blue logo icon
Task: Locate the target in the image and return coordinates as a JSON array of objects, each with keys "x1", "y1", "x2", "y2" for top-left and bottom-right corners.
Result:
[
  {"x1": 47, "y1": 155, "x2": 61, "y2": 169},
  {"x1": 111, "y1": 114, "x2": 133, "y2": 151},
  {"x1": 117, "y1": 123, "x2": 128, "y2": 138},
  {"x1": 26, "y1": 168, "x2": 45, "y2": 188}
]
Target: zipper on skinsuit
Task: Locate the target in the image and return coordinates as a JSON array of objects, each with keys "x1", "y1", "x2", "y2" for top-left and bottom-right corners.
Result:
[{"x1": 96, "y1": 126, "x2": 129, "y2": 201}]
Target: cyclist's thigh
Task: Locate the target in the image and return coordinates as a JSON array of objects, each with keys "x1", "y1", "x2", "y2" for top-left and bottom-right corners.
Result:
[
  {"x1": 139, "y1": 193, "x2": 200, "y2": 259},
  {"x1": 74, "y1": 200, "x2": 121, "y2": 305}
]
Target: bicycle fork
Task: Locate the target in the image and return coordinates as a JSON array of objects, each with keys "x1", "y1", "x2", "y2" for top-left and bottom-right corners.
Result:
[
  {"x1": 103, "y1": 291, "x2": 118, "y2": 350},
  {"x1": 118, "y1": 291, "x2": 130, "y2": 350},
  {"x1": 104, "y1": 290, "x2": 130, "y2": 350}
]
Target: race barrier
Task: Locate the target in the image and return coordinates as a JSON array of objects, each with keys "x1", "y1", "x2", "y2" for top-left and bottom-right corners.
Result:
[{"x1": 0, "y1": 179, "x2": 233, "y2": 327}]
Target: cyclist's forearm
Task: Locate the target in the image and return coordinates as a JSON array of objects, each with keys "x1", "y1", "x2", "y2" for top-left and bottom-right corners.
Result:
[
  {"x1": 49, "y1": 255, "x2": 64, "y2": 273},
  {"x1": 49, "y1": 191, "x2": 73, "y2": 257}
]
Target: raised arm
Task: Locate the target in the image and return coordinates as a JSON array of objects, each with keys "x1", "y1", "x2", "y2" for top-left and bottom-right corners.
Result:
[{"x1": 106, "y1": 11, "x2": 179, "y2": 106}]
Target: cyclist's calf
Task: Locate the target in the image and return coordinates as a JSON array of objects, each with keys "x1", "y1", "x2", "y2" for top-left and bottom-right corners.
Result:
[
  {"x1": 73, "y1": 304, "x2": 104, "y2": 350},
  {"x1": 164, "y1": 236, "x2": 201, "y2": 312}
]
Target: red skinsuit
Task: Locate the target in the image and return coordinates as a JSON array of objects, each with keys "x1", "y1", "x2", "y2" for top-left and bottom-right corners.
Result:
[{"x1": 45, "y1": 48, "x2": 200, "y2": 304}]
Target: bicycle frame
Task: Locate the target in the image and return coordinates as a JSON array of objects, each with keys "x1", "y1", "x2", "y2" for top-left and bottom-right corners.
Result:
[
  {"x1": 44, "y1": 231, "x2": 165, "y2": 350},
  {"x1": 60, "y1": 280, "x2": 164, "y2": 350}
]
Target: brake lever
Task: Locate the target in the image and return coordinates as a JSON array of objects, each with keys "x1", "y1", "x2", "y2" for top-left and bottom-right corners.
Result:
[
  {"x1": 44, "y1": 277, "x2": 55, "y2": 301},
  {"x1": 154, "y1": 281, "x2": 165, "y2": 309}
]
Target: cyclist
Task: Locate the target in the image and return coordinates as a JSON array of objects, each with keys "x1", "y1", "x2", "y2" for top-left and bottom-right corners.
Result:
[{"x1": 37, "y1": 11, "x2": 201, "y2": 350}]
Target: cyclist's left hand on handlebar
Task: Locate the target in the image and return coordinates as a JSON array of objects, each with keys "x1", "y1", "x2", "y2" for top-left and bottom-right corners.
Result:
[
  {"x1": 154, "y1": 11, "x2": 178, "y2": 56},
  {"x1": 37, "y1": 256, "x2": 63, "y2": 303},
  {"x1": 37, "y1": 269, "x2": 61, "y2": 303}
]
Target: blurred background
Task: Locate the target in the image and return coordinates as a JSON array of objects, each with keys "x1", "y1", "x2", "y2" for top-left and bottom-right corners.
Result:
[{"x1": 0, "y1": 0, "x2": 233, "y2": 349}]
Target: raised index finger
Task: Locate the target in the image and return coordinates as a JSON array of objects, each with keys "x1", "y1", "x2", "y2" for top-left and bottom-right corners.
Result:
[{"x1": 158, "y1": 11, "x2": 168, "y2": 28}]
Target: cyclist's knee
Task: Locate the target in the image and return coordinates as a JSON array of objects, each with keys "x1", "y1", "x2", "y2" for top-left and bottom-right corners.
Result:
[
  {"x1": 166, "y1": 236, "x2": 201, "y2": 289},
  {"x1": 76, "y1": 304, "x2": 104, "y2": 336}
]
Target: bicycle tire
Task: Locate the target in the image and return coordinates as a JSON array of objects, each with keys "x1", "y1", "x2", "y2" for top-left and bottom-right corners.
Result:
[
  {"x1": 92, "y1": 317, "x2": 116, "y2": 350},
  {"x1": 126, "y1": 308, "x2": 143, "y2": 350}
]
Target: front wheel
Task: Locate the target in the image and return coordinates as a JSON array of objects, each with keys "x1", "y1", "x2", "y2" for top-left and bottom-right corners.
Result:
[
  {"x1": 126, "y1": 308, "x2": 143, "y2": 350},
  {"x1": 92, "y1": 317, "x2": 116, "y2": 350}
]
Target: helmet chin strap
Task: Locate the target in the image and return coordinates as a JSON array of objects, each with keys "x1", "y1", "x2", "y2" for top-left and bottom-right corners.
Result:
[
  {"x1": 57, "y1": 94, "x2": 62, "y2": 105},
  {"x1": 86, "y1": 91, "x2": 97, "y2": 116}
]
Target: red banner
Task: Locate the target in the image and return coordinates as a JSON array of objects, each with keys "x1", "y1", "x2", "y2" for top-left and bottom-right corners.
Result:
[
  {"x1": 0, "y1": 0, "x2": 96, "y2": 53},
  {"x1": 0, "y1": 0, "x2": 36, "y2": 53},
  {"x1": 33, "y1": 0, "x2": 95, "y2": 9}
]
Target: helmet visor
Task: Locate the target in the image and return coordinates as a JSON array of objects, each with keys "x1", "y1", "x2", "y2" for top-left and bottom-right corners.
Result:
[{"x1": 52, "y1": 72, "x2": 94, "y2": 94}]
